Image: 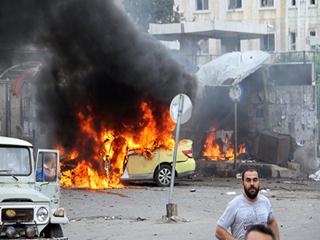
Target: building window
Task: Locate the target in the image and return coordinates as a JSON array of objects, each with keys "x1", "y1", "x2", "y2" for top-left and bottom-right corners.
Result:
[
  {"x1": 196, "y1": 0, "x2": 209, "y2": 10},
  {"x1": 310, "y1": 31, "x2": 316, "y2": 36},
  {"x1": 198, "y1": 39, "x2": 209, "y2": 54},
  {"x1": 292, "y1": 0, "x2": 296, "y2": 6},
  {"x1": 290, "y1": 32, "x2": 296, "y2": 50},
  {"x1": 261, "y1": 34, "x2": 275, "y2": 51},
  {"x1": 261, "y1": 0, "x2": 274, "y2": 7},
  {"x1": 310, "y1": 0, "x2": 316, "y2": 5},
  {"x1": 228, "y1": 0, "x2": 242, "y2": 9}
]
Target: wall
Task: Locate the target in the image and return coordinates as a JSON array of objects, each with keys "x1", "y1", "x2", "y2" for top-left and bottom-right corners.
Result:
[{"x1": 247, "y1": 64, "x2": 318, "y2": 171}]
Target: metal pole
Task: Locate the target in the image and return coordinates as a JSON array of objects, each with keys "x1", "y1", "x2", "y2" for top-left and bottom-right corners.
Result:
[
  {"x1": 8, "y1": 79, "x2": 11, "y2": 137},
  {"x1": 168, "y1": 94, "x2": 184, "y2": 204},
  {"x1": 233, "y1": 101, "x2": 238, "y2": 169},
  {"x1": 5, "y1": 79, "x2": 11, "y2": 137},
  {"x1": 5, "y1": 80, "x2": 8, "y2": 136}
]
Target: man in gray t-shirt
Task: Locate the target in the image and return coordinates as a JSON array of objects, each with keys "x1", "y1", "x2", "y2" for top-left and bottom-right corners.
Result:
[{"x1": 215, "y1": 168, "x2": 280, "y2": 240}]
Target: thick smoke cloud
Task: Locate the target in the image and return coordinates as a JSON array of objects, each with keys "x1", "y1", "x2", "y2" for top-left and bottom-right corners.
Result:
[
  {"x1": 0, "y1": 0, "x2": 197, "y2": 148},
  {"x1": 0, "y1": 1, "x2": 44, "y2": 68}
]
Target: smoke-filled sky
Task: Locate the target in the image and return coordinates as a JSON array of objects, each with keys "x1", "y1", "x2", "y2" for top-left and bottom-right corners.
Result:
[{"x1": 0, "y1": 0, "x2": 197, "y2": 148}]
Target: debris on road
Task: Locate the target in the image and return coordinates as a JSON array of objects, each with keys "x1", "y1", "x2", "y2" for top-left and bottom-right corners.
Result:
[
  {"x1": 309, "y1": 169, "x2": 320, "y2": 181},
  {"x1": 161, "y1": 215, "x2": 190, "y2": 224},
  {"x1": 136, "y1": 217, "x2": 147, "y2": 221},
  {"x1": 279, "y1": 186, "x2": 293, "y2": 192},
  {"x1": 226, "y1": 191, "x2": 236, "y2": 195},
  {"x1": 260, "y1": 189, "x2": 270, "y2": 194}
]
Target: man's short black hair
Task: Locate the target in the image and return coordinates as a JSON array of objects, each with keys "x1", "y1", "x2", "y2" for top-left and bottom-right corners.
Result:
[
  {"x1": 241, "y1": 167, "x2": 259, "y2": 180},
  {"x1": 245, "y1": 224, "x2": 275, "y2": 240}
]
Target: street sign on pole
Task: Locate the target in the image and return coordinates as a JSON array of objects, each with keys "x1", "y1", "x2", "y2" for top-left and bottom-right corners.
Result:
[
  {"x1": 229, "y1": 84, "x2": 242, "y2": 102},
  {"x1": 167, "y1": 94, "x2": 192, "y2": 218},
  {"x1": 229, "y1": 84, "x2": 242, "y2": 169},
  {"x1": 170, "y1": 94, "x2": 192, "y2": 124}
]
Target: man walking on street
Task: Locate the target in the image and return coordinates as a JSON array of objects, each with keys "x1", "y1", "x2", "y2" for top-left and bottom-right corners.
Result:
[{"x1": 215, "y1": 167, "x2": 280, "y2": 240}]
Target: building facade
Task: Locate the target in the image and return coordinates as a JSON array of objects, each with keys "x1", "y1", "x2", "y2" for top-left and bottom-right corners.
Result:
[
  {"x1": 174, "y1": 0, "x2": 320, "y2": 55},
  {"x1": 0, "y1": 61, "x2": 41, "y2": 144}
]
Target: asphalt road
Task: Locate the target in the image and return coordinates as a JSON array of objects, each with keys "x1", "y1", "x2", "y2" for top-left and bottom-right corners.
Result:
[{"x1": 60, "y1": 177, "x2": 320, "y2": 240}]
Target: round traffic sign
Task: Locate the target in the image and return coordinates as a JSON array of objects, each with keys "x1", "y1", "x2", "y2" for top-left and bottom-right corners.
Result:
[
  {"x1": 229, "y1": 84, "x2": 242, "y2": 102},
  {"x1": 169, "y1": 94, "x2": 192, "y2": 124}
]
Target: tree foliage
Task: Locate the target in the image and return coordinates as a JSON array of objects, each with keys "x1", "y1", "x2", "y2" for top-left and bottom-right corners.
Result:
[{"x1": 123, "y1": 0, "x2": 180, "y2": 31}]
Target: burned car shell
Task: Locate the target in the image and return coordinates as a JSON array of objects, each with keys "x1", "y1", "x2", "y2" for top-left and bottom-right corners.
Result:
[{"x1": 0, "y1": 136, "x2": 68, "y2": 239}]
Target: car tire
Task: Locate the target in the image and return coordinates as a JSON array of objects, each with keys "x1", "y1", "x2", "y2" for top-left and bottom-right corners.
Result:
[
  {"x1": 43, "y1": 224, "x2": 64, "y2": 238},
  {"x1": 154, "y1": 164, "x2": 172, "y2": 187}
]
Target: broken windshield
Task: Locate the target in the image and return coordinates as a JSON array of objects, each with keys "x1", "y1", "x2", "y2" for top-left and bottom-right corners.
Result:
[{"x1": 0, "y1": 146, "x2": 31, "y2": 176}]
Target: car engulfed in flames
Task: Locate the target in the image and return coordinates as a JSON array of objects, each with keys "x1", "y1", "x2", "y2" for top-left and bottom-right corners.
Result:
[{"x1": 58, "y1": 101, "x2": 194, "y2": 189}]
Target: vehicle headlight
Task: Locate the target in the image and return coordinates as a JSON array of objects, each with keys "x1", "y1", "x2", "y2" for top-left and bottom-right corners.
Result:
[
  {"x1": 5, "y1": 209, "x2": 16, "y2": 218},
  {"x1": 36, "y1": 207, "x2": 48, "y2": 222},
  {"x1": 53, "y1": 208, "x2": 65, "y2": 217}
]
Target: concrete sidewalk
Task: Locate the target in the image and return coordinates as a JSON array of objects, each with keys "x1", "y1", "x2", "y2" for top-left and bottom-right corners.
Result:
[{"x1": 196, "y1": 159, "x2": 303, "y2": 179}]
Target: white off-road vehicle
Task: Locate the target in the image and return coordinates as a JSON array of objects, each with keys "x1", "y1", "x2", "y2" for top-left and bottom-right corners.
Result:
[{"x1": 0, "y1": 136, "x2": 68, "y2": 239}]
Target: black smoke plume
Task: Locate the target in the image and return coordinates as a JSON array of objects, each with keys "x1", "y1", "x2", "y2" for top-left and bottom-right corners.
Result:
[{"x1": 0, "y1": 0, "x2": 197, "y2": 149}]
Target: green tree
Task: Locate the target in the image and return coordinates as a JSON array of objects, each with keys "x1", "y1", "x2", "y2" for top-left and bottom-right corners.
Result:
[{"x1": 123, "y1": 0, "x2": 180, "y2": 31}]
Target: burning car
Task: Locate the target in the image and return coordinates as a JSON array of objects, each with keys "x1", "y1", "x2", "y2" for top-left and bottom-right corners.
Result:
[
  {"x1": 58, "y1": 101, "x2": 195, "y2": 189},
  {"x1": 0, "y1": 136, "x2": 68, "y2": 239},
  {"x1": 121, "y1": 139, "x2": 196, "y2": 187}
]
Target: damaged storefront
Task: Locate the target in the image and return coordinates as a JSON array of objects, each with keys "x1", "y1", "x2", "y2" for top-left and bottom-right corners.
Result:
[
  {"x1": 246, "y1": 62, "x2": 317, "y2": 172},
  {"x1": 190, "y1": 51, "x2": 318, "y2": 175}
]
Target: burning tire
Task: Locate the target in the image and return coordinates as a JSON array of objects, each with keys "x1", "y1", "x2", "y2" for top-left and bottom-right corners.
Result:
[
  {"x1": 42, "y1": 224, "x2": 64, "y2": 238},
  {"x1": 154, "y1": 164, "x2": 172, "y2": 187}
]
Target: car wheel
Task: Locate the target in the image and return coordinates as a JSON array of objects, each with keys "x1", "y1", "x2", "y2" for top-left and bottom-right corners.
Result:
[
  {"x1": 43, "y1": 224, "x2": 64, "y2": 238},
  {"x1": 154, "y1": 164, "x2": 172, "y2": 187}
]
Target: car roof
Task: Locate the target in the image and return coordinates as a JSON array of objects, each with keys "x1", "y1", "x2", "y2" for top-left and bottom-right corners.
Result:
[{"x1": 0, "y1": 136, "x2": 33, "y2": 147}]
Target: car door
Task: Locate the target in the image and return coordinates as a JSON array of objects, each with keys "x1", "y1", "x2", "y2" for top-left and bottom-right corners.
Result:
[
  {"x1": 127, "y1": 150, "x2": 159, "y2": 175},
  {"x1": 35, "y1": 149, "x2": 60, "y2": 209}
]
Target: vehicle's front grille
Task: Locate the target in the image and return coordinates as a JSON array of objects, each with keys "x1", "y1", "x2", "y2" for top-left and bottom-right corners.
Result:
[
  {"x1": 1, "y1": 208, "x2": 34, "y2": 222},
  {"x1": 2, "y1": 198, "x2": 33, "y2": 203}
]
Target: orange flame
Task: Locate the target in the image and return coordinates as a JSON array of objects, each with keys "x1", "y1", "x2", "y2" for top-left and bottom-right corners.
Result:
[
  {"x1": 59, "y1": 101, "x2": 175, "y2": 189},
  {"x1": 202, "y1": 128, "x2": 246, "y2": 160}
]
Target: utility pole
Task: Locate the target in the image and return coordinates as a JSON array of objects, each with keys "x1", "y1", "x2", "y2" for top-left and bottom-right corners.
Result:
[{"x1": 233, "y1": 101, "x2": 238, "y2": 169}]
